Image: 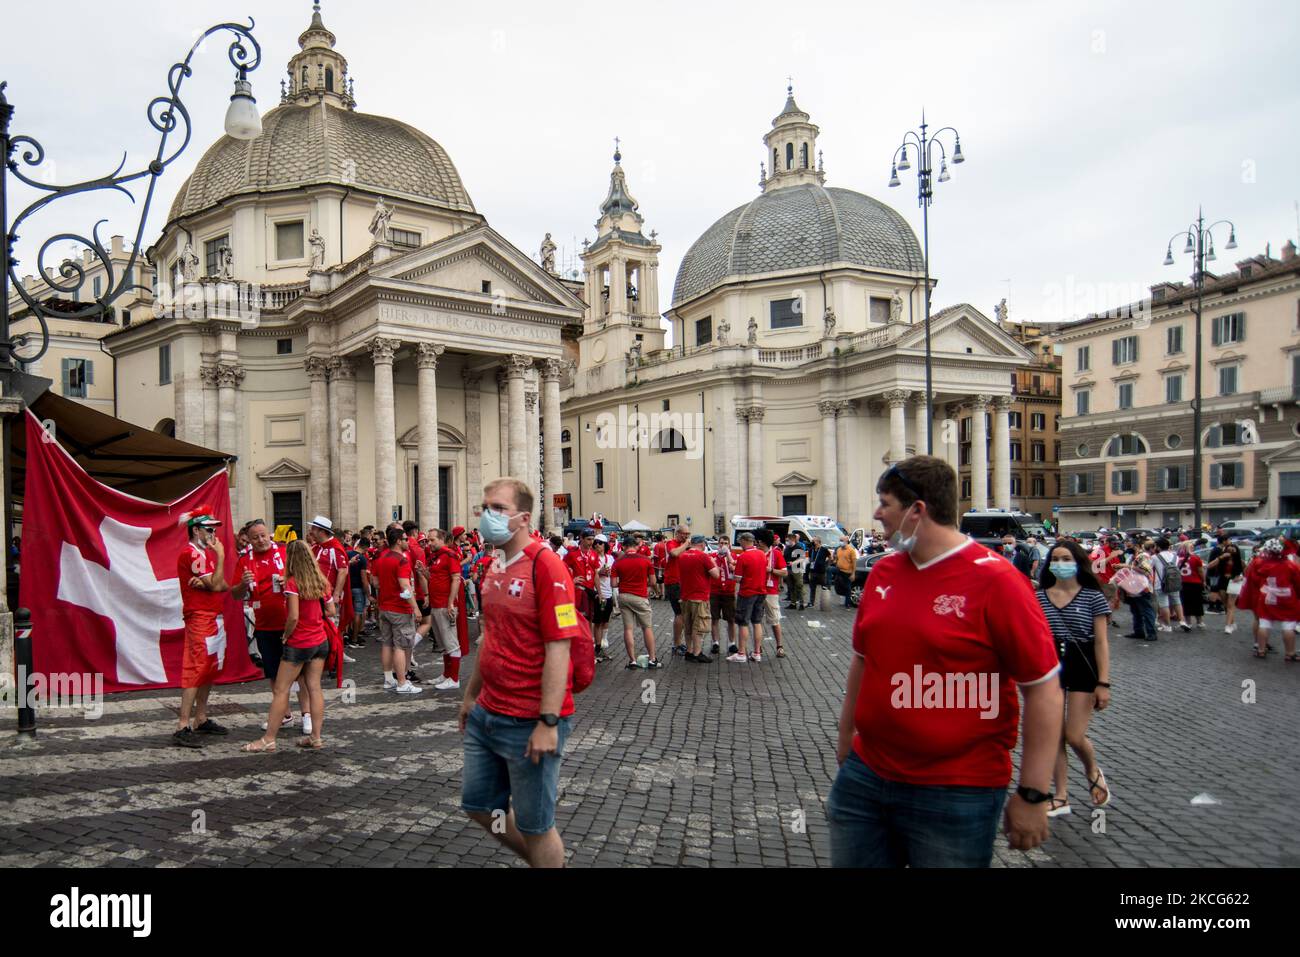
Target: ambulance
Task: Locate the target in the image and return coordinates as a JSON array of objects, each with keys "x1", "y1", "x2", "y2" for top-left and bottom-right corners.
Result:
[{"x1": 729, "y1": 514, "x2": 856, "y2": 546}]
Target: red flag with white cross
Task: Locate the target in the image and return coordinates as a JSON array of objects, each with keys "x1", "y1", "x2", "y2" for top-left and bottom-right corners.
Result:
[{"x1": 19, "y1": 411, "x2": 263, "y2": 693}]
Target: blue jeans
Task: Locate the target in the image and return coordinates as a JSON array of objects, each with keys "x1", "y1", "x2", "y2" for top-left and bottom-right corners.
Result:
[
  {"x1": 1127, "y1": 592, "x2": 1156, "y2": 638},
  {"x1": 827, "y1": 751, "x2": 1007, "y2": 867},
  {"x1": 461, "y1": 704, "x2": 571, "y2": 836}
]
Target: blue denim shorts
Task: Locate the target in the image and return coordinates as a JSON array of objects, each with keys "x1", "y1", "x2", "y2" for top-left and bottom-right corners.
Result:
[
  {"x1": 461, "y1": 704, "x2": 571, "y2": 836},
  {"x1": 351, "y1": 587, "x2": 367, "y2": 616},
  {"x1": 827, "y1": 750, "x2": 1007, "y2": 868}
]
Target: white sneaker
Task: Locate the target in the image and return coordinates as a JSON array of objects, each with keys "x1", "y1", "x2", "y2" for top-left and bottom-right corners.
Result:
[
  {"x1": 434, "y1": 677, "x2": 460, "y2": 691},
  {"x1": 302, "y1": 714, "x2": 313, "y2": 736},
  {"x1": 1158, "y1": 625, "x2": 1172, "y2": 633},
  {"x1": 751, "y1": 653, "x2": 762, "y2": 663},
  {"x1": 342, "y1": 652, "x2": 357, "y2": 663},
  {"x1": 262, "y1": 714, "x2": 295, "y2": 730},
  {"x1": 726, "y1": 653, "x2": 748, "y2": 663},
  {"x1": 394, "y1": 682, "x2": 423, "y2": 694},
  {"x1": 1225, "y1": 624, "x2": 1236, "y2": 634},
  {"x1": 600, "y1": 638, "x2": 610, "y2": 650},
  {"x1": 383, "y1": 677, "x2": 398, "y2": 691}
]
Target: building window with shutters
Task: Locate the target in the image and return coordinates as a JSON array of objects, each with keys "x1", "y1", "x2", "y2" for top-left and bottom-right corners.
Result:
[
  {"x1": 1070, "y1": 473, "x2": 1093, "y2": 496},
  {"x1": 1210, "y1": 461, "x2": 1243, "y2": 489},
  {"x1": 1112, "y1": 468, "x2": 1139, "y2": 495},
  {"x1": 1218, "y1": 365, "x2": 1239, "y2": 396},
  {"x1": 1010, "y1": 476, "x2": 1022, "y2": 497},
  {"x1": 1166, "y1": 325, "x2": 1184, "y2": 355},
  {"x1": 1077, "y1": 345, "x2": 1090, "y2": 372},
  {"x1": 62, "y1": 357, "x2": 93, "y2": 398},
  {"x1": 1211, "y1": 313, "x2": 1245, "y2": 345},
  {"x1": 961, "y1": 478, "x2": 971, "y2": 498},
  {"x1": 1031, "y1": 412, "x2": 1045, "y2": 431},
  {"x1": 1010, "y1": 441, "x2": 1022, "y2": 462},
  {"x1": 1032, "y1": 475, "x2": 1045, "y2": 497},
  {"x1": 158, "y1": 344, "x2": 171, "y2": 385},
  {"x1": 959, "y1": 444, "x2": 971, "y2": 467},
  {"x1": 1157, "y1": 464, "x2": 1188, "y2": 491},
  {"x1": 1008, "y1": 411, "x2": 1022, "y2": 430},
  {"x1": 1118, "y1": 382, "x2": 1134, "y2": 410},
  {"x1": 695, "y1": 316, "x2": 713, "y2": 346},
  {"x1": 1076, "y1": 390, "x2": 1090, "y2": 416},
  {"x1": 1165, "y1": 374, "x2": 1183, "y2": 403},
  {"x1": 391, "y1": 228, "x2": 421, "y2": 249},
  {"x1": 93, "y1": 276, "x2": 102, "y2": 298},
  {"x1": 1112, "y1": 335, "x2": 1138, "y2": 365},
  {"x1": 1031, "y1": 441, "x2": 1045, "y2": 462}
]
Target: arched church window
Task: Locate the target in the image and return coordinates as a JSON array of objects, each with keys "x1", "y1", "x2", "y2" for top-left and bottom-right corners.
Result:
[
  {"x1": 325, "y1": 67, "x2": 334, "y2": 92},
  {"x1": 302, "y1": 66, "x2": 309, "y2": 88},
  {"x1": 801, "y1": 143, "x2": 809, "y2": 168},
  {"x1": 786, "y1": 143, "x2": 794, "y2": 170},
  {"x1": 773, "y1": 148, "x2": 779, "y2": 173}
]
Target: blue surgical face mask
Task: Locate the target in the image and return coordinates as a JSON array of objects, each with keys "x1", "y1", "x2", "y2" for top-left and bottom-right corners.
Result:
[
  {"x1": 478, "y1": 508, "x2": 515, "y2": 546},
  {"x1": 889, "y1": 504, "x2": 921, "y2": 554},
  {"x1": 1050, "y1": 561, "x2": 1078, "y2": 580}
]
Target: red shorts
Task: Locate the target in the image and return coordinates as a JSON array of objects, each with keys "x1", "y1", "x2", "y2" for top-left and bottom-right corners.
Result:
[{"x1": 181, "y1": 611, "x2": 226, "y2": 689}]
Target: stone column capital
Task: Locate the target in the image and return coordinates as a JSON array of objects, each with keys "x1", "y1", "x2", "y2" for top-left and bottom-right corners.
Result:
[
  {"x1": 506, "y1": 354, "x2": 534, "y2": 379},
  {"x1": 882, "y1": 389, "x2": 911, "y2": 409},
  {"x1": 817, "y1": 400, "x2": 840, "y2": 418},
  {"x1": 992, "y1": 394, "x2": 1015, "y2": 412},
  {"x1": 216, "y1": 363, "x2": 245, "y2": 388},
  {"x1": 746, "y1": 405, "x2": 766, "y2": 423},
  {"x1": 415, "y1": 342, "x2": 446, "y2": 370},
  {"x1": 199, "y1": 364, "x2": 221, "y2": 387},
  {"x1": 524, "y1": 391, "x2": 539, "y2": 413},
  {"x1": 539, "y1": 357, "x2": 564, "y2": 383},
  {"x1": 971, "y1": 394, "x2": 992, "y2": 410},
  {"x1": 496, "y1": 368, "x2": 509, "y2": 390},
  {"x1": 944, "y1": 402, "x2": 963, "y2": 418},
  {"x1": 370, "y1": 337, "x2": 400, "y2": 365},
  {"x1": 837, "y1": 399, "x2": 858, "y2": 416},
  {"x1": 328, "y1": 356, "x2": 356, "y2": 381},
  {"x1": 304, "y1": 356, "x2": 331, "y2": 381},
  {"x1": 462, "y1": 368, "x2": 483, "y2": 388},
  {"x1": 735, "y1": 406, "x2": 750, "y2": 424}
]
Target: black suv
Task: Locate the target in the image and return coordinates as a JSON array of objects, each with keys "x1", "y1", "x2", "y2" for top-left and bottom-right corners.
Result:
[
  {"x1": 959, "y1": 509, "x2": 1050, "y2": 549},
  {"x1": 561, "y1": 519, "x2": 624, "y2": 540}
]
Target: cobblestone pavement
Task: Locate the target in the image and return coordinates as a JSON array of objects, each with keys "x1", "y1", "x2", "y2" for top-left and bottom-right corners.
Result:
[{"x1": 1, "y1": 596, "x2": 1296, "y2": 867}]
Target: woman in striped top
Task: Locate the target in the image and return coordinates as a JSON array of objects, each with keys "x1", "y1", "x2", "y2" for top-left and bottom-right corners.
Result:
[{"x1": 1036, "y1": 539, "x2": 1113, "y2": 818}]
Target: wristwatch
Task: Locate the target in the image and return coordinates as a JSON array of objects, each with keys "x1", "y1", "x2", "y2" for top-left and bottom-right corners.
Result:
[
  {"x1": 538, "y1": 713, "x2": 560, "y2": 728},
  {"x1": 1016, "y1": 785, "x2": 1053, "y2": 805}
]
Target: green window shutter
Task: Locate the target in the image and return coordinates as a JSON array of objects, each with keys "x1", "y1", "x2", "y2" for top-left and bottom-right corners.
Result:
[
  {"x1": 1237, "y1": 313, "x2": 1245, "y2": 341},
  {"x1": 1156, "y1": 467, "x2": 1166, "y2": 492},
  {"x1": 1112, "y1": 340, "x2": 1120, "y2": 364},
  {"x1": 1211, "y1": 319, "x2": 1221, "y2": 346},
  {"x1": 1180, "y1": 465, "x2": 1189, "y2": 490},
  {"x1": 85, "y1": 360, "x2": 94, "y2": 386},
  {"x1": 1210, "y1": 464, "x2": 1221, "y2": 489},
  {"x1": 61, "y1": 358, "x2": 71, "y2": 396},
  {"x1": 1111, "y1": 470, "x2": 1120, "y2": 494}
]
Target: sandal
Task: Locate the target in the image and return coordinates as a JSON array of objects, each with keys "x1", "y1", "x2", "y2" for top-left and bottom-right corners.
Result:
[
  {"x1": 1252, "y1": 649, "x2": 1267, "y2": 658},
  {"x1": 776, "y1": 646, "x2": 787, "y2": 659},
  {"x1": 1087, "y1": 767, "x2": 1111, "y2": 807},
  {"x1": 297, "y1": 736, "x2": 325, "y2": 749},
  {"x1": 241, "y1": 738, "x2": 277, "y2": 753},
  {"x1": 1284, "y1": 654, "x2": 1298, "y2": 663},
  {"x1": 1047, "y1": 796, "x2": 1072, "y2": 818}
]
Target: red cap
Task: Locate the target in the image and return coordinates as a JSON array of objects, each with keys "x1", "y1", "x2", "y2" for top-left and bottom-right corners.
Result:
[{"x1": 451, "y1": 526, "x2": 466, "y2": 538}]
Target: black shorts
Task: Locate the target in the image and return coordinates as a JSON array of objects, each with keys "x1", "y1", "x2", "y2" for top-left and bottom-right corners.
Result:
[
  {"x1": 710, "y1": 593, "x2": 735, "y2": 623},
  {"x1": 736, "y1": 593, "x2": 765, "y2": 626},
  {"x1": 282, "y1": 638, "x2": 331, "y2": 665},
  {"x1": 655, "y1": 568, "x2": 664, "y2": 584},
  {"x1": 253, "y1": 628, "x2": 283, "y2": 681},
  {"x1": 593, "y1": 597, "x2": 614, "y2": 624},
  {"x1": 1057, "y1": 639, "x2": 1099, "y2": 694},
  {"x1": 665, "y1": 582, "x2": 682, "y2": 615}
]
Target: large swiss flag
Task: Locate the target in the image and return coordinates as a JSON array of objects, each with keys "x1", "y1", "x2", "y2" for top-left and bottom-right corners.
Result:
[{"x1": 19, "y1": 410, "x2": 262, "y2": 693}]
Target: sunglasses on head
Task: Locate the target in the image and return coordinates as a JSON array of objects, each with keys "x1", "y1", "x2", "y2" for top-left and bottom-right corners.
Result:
[{"x1": 880, "y1": 463, "x2": 925, "y2": 503}]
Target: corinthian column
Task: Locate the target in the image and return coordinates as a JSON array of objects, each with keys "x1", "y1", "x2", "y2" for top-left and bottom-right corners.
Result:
[
  {"x1": 495, "y1": 369, "x2": 509, "y2": 477},
  {"x1": 883, "y1": 389, "x2": 910, "y2": 464},
  {"x1": 304, "y1": 356, "x2": 332, "y2": 522},
  {"x1": 464, "y1": 369, "x2": 483, "y2": 514},
  {"x1": 415, "y1": 343, "x2": 445, "y2": 530},
  {"x1": 944, "y1": 402, "x2": 962, "y2": 470},
  {"x1": 913, "y1": 396, "x2": 929, "y2": 457},
  {"x1": 540, "y1": 359, "x2": 563, "y2": 533},
  {"x1": 199, "y1": 364, "x2": 220, "y2": 451},
  {"x1": 216, "y1": 363, "x2": 245, "y2": 517},
  {"x1": 818, "y1": 400, "x2": 839, "y2": 518},
  {"x1": 371, "y1": 337, "x2": 400, "y2": 526},
  {"x1": 525, "y1": 390, "x2": 540, "y2": 525},
  {"x1": 971, "y1": 395, "x2": 990, "y2": 510},
  {"x1": 506, "y1": 355, "x2": 531, "y2": 480},
  {"x1": 747, "y1": 406, "x2": 765, "y2": 514},
  {"x1": 836, "y1": 400, "x2": 855, "y2": 524},
  {"x1": 330, "y1": 357, "x2": 359, "y2": 531},
  {"x1": 993, "y1": 394, "x2": 1013, "y2": 510},
  {"x1": 735, "y1": 404, "x2": 750, "y2": 515}
]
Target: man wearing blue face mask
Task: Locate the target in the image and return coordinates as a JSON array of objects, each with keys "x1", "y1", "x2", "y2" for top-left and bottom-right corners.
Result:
[
  {"x1": 1001, "y1": 534, "x2": 1035, "y2": 579},
  {"x1": 829, "y1": 456, "x2": 1063, "y2": 867}
]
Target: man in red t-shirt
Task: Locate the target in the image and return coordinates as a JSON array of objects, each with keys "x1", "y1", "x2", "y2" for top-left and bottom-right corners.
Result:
[
  {"x1": 612, "y1": 537, "x2": 659, "y2": 667},
  {"x1": 730, "y1": 532, "x2": 769, "y2": 663},
  {"x1": 677, "y1": 536, "x2": 720, "y2": 662},
  {"x1": 308, "y1": 516, "x2": 352, "y2": 635},
  {"x1": 460, "y1": 478, "x2": 581, "y2": 868},
  {"x1": 172, "y1": 508, "x2": 232, "y2": 748},
  {"x1": 424, "y1": 528, "x2": 465, "y2": 691},
  {"x1": 402, "y1": 520, "x2": 432, "y2": 675},
  {"x1": 758, "y1": 528, "x2": 789, "y2": 660},
  {"x1": 709, "y1": 541, "x2": 737, "y2": 656},
  {"x1": 650, "y1": 535, "x2": 668, "y2": 599},
  {"x1": 564, "y1": 531, "x2": 600, "y2": 619},
  {"x1": 830, "y1": 456, "x2": 1062, "y2": 867},
  {"x1": 372, "y1": 526, "x2": 423, "y2": 694},
  {"x1": 233, "y1": 520, "x2": 307, "y2": 729},
  {"x1": 662, "y1": 525, "x2": 691, "y2": 655}
]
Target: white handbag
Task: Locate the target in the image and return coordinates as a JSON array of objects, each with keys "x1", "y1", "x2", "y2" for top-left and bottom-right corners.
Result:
[{"x1": 1226, "y1": 577, "x2": 1243, "y2": 597}]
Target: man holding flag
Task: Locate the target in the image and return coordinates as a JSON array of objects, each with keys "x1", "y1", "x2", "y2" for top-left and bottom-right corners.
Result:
[{"x1": 174, "y1": 507, "x2": 232, "y2": 748}]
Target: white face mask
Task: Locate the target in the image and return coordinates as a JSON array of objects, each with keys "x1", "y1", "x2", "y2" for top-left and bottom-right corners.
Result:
[{"x1": 889, "y1": 504, "x2": 921, "y2": 554}]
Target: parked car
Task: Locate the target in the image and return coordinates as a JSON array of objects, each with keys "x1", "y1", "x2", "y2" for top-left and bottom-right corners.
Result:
[
  {"x1": 562, "y1": 519, "x2": 624, "y2": 540},
  {"x1": 959, "y1": 509, "x2": 1050, "y2": 549},
  {"x1": 851, "y1": 550, "x2": 895, "y2": 605}
]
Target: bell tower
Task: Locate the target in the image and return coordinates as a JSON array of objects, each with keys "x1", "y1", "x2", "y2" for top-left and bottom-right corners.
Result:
[
  {"x1": 578, "y1": 142, "x2": 666, "y2": 369},
  {"x1": 762, "y1": 83, "x2": 824, "y2": 192},
  {"x1": 283, "y1": 2, "x2": 357, "y2": 110}
]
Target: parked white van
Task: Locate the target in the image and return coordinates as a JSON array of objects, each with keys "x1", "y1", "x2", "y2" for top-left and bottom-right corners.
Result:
[
  {"x1": 730, "y1": 514, "x2": 850, "y2": 545},
  {"x1": 1217, "y1": 519, "x2": 1294, "y2": 535}
]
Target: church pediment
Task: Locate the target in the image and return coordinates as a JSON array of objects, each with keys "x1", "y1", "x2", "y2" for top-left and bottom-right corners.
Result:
[
  {"x1": 895, "y1": 305, "x2": 1033, "y2": 360},
  {"x1": 772, "y1": 470, "x2": 818, "y2": 488},
  {"x1": 257, "y1": 457, "x2": 310, "y2": 480},
  {"x1": 375, "y1": 225, "x2": 585, "y2": 313}
]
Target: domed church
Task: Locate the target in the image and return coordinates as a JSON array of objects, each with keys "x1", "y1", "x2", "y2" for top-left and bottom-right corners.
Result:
[
  {"x1": 102, "y1": 5, "x2": 1030, "y2": 536},
  {"x1": 561, "y1": 88, "x2": 1031, "y2": 533}
]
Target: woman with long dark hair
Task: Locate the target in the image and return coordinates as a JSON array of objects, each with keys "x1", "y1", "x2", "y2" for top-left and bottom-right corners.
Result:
[
  {"x1": 243, "y1": 540, "x2": 335, "y2": 752},
  {"x1": 1035, "y1": 539, "x2": 1112, "y2": 817}
]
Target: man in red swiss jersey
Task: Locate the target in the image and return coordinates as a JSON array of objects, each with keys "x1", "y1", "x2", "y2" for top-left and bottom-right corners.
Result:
[
  {"x1": 829, "y1": 456, "x2": 1063, "y2": 867},
  {"x1": 308, "y1": 516, "x2": 352, "y2": 635},
  {"x1": 757, "y1": 527, "x2": 788, "y2": 660},
  {"x1": 730, "y1": 532, "x2": 768, "y2": 663},
  {"x1": 460, "y1": 478, "x2": 581, "y2": 868},
  {"x1": 662, "y1": 525, "x2": 691, "y2": 655},
  {"x1": 612, "y1": 535, "x2": 659, "y2": 668},
  {"x1": 564, "y1": 530, "x2": 599, "y2": 619},
  {"x1": 233, "y1": 520, "x2": 307, "y2": 730},
  {"x1": 372, "y1": 526, "x2": 423, "y2": 694},
  {"x1": 172, "y1": 508, "x2": 232, "y2": 748},
  {"x1": 425, "y1": 528, "x2": 465, "y2": 691},
  {"x1": 709, "y1": 540, "x2": 737, "y2": 657},
  {"x1": 677, "y1": 536, "x2": 720, "y2": 662}
]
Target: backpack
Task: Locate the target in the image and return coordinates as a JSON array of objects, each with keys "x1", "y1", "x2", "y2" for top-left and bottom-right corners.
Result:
[
  {"x1": 1155, "y1": 555, "x2": 1182, "y2": 594},
  {"x1": 526, "y1": 542, "x2": 595, "y2": 694}
]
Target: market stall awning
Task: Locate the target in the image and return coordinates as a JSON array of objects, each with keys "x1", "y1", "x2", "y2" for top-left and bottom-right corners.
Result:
[{"x1": 12, "y1": 391, "x2": 234, "y2": 506}]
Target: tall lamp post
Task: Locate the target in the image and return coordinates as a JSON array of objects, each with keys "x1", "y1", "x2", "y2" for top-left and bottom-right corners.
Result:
[
  {"x1": 888, "y1": 111, "x2": 964, "y2": 455},
  {"x1": 1, "y1": 20, "x2": 263, "y2": 738},
  {"x1": 1163, "y1": 209, "x2": 1237, "y2": 533}
]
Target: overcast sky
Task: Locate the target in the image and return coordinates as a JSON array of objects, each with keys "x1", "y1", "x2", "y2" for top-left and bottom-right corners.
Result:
[{"x1": 5, "y1": 0, "x2": 1298, "y2": 326}]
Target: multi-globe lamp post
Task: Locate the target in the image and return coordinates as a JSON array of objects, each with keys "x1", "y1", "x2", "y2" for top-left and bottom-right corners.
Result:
[
  {"x1": 1, "y1": 19, "x2": 264, "y2": 738},
  {"x1": 888, "y1": 112, "x2": 964, "y2": 455},
  {"x1": 1163, "y1": 209, "x2": 1237, "y2": 533}
]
